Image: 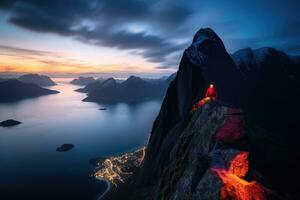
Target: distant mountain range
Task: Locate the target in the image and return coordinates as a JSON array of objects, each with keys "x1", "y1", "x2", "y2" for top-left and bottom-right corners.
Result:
[
  {"x1": 81, "y1": 74, "x2": 176, "y2": 103},
  {"x1": 18, "y1": 74, "x2": 56, "y2": 86},
  {"x1": 0, "y1": 79, "x2": 59, "y2": 102},
  {"x1": 75, "y1": 78, "x2": 106, "y2": 93},
  {"x1": 0, "y1": 78, "x2": 7, "y2": 83},
  {"x1": 70, "y1": 76, "x2": 95, "y2": 85}
]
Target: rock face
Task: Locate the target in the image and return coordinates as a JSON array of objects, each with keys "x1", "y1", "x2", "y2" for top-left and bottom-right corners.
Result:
[
  {"x1": 0, "y1": 119, "x2": 21, "y2": 127},
  {"x1": 70, "y1": 76, "x2": 95, "y2": 85},
  {"x1": 231, "y1": 47, "x2": 299, "y2": 130},
  {"x1": 0, "y1": 79, "x2": 59, "y2": 102},
  {"x1": 83, "y1": 75, "x2": 174, "y2": 103},
  {"x1": 130, "y1": 28, "x2": 300, "y2": 200},
  {"x1": 18, "y1": 74, "x2": 56, "y2": 86}
]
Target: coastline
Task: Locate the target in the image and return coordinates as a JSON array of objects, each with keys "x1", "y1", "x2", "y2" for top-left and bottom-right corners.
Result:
[
  {"x1": 93, "y1": 147, "x2": 146, "y2": 199},
  {"x1": 96, "y1": 178, "x2": 111, "y2": 200}
]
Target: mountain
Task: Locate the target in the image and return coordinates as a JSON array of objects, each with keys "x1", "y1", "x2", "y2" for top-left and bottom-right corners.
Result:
[
  {"x1": 0, "y1": 79, "x2": 59, "y2": 102},
  {"x1": 231, "y1": 47, "x2": 299, "y2": 129},
  {"x1": 75, "y1": 78, "x2": 108, "y2": 93},
  {"x1": 18, "y1": 74, "x2": 56, "y2": 86},
  {"x1": 107, "y1": 28, "x2": 299, "y2": 200},
  {"x1": 75, "y1": 81, "x2": 102, "y2": 93},
  {"x1": 70, "y1": 76, "x2": 95, "y2": 85},
  {"x1": 164, "y1": 72, "x2": 177, "y2": 85},
  {"x1": 143, "y1": 76, "x2": 169, "y2": 84},
  {"x1": 83, "y1": 75, "x2": 175, "y2": 103},
  {"x1": 0, "y1": 78, "x2": 7, "y2": 82},
  {"x1": 82, "y1": 78, "x2": 117, "y2": 102}
]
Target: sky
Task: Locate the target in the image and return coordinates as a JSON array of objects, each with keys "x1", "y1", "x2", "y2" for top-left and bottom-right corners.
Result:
[{"x1": 0, "y1": 0, "x2": 299, "y2": 78}]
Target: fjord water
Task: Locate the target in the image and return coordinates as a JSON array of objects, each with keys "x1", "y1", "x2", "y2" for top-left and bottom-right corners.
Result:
[{"x1": 0, "y1": 79, "x2": 162, "y2": 200}]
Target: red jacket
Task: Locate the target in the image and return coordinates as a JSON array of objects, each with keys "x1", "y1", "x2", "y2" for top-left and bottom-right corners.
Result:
[{"x1": 205, "y1": 87, "x2": 217, "y2": 98}]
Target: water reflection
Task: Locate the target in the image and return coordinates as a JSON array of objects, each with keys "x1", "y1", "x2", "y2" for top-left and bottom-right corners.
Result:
[{"x1": 0, "y1": 78, "x2": 162, "y2": 200}]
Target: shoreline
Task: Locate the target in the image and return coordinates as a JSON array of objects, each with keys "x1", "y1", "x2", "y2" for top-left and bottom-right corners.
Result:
[
  {"x1": 96, "y1": 177, "x2": 111, "y2": 200},
  {"x1": 93, "y1": 147, "x2": 146, "y2": 199}
]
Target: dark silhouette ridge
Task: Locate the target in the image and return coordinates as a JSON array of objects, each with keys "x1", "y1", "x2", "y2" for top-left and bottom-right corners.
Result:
[
  {"x1": 70, "y1": 76, "x2": 95, "y2": 85},
  {"x1": 18, "y1": 73, "x2": 56, "y2": 86},
  {"x1": 75, "y1": 78, "x2": 108, "y2": 93},
  {"x1": 0, "y1": 79, "x2": 59, "y2": 102},
  {"x1": 83, "y1": 74, "x2": 175, "y2": 103}
]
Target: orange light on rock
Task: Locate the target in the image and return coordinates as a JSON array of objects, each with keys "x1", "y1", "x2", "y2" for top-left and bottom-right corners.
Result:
[
  {"x1": 228, "y1": 152, "x2": 249, "y2": 178},
  {"x1": 211, "y1": 152, "x2": 267, "y2": 200},
  {"x1": 191, "y1": 84, "x2": 218, "y2": 112}
]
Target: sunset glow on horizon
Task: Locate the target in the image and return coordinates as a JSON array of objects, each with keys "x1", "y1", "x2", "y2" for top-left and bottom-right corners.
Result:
[
  {"x1": 0, "y1": 13, "x2": 177, "y2": 78},
  {"x1": 1, "y1": 0, "x2": 299, "y2": 78},
  {"x1": 0, "y1": 42, "x2": 171, "y2": 76},
  {"x1": 0, "y1": 17, "x2": 175, "y2": 77}
]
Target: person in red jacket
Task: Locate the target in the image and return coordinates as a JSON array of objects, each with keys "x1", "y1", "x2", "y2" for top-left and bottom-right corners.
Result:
[
  {"x1": 191, "y1": 84, "x2": 218, "y2": 112},
  {"x1": 205, "y1": 84, "x2": 217, "y2": 100}
]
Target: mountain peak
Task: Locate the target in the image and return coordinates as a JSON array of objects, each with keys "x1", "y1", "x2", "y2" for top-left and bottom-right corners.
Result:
[
  {"x1": 70, "y1": 76, "x2": 95, "y2": 85},
  {"x1": 192, "y1": 28, "x2": 226, "y2": 51},
  {"x1": 186, "y1": 28, "x2": 230, "y2": 69},
  {"x1": 137, "y1": 27, "x2": 300, "y2": 200},
  {"x1": 127, "y1": 75, "x2": 143, "y2": 81},
  {"x1": 124, "y1": 76, "x2": 146, "y2": 85},
  {"x1": 193, "y1": 28, "x2": 220, "y2": 42}
]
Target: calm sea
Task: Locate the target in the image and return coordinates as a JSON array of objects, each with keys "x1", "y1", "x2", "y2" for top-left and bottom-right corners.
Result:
[{"x1": 0, "y1": 78, "x2": 161, "y2": 200}]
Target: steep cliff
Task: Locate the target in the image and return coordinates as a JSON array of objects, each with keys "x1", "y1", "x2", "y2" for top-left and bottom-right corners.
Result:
[{"x1": 134, "y1": 28, "x2": 300, "y2": 200}]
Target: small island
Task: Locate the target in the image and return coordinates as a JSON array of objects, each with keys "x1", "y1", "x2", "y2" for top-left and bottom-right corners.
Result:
[
  {"x1": 99, "y1": 108, "x2": 107, "y2": 110},
  {"x1": 56, "y1": 144, "x2": 74, "y2": 152},
  {"x1": 0, "y1": 119, "x2": 22, "y2": 127}
]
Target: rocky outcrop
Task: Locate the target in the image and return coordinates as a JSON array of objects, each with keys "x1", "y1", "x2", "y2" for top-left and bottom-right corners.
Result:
[
  {"x1": 0, "y1": 79, "x2": 59, "y2": 102},
  {"x1": 18, "y1": 73, "x2": 56, "y2": 86},
  {"x1": 133, "y1": 28, "x2": 300, "y2": 200},
  {"x1": 0, "y1": 119, "x2": 21, "y2": 127}
]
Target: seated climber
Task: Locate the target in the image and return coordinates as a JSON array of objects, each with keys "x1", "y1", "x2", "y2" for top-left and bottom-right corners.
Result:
[
  {"x1": 205, "y1": 84, "x2": 217, "y2": 100},
  {"x1": 191, "y1": 84, "x2": 218, "y2": 112}
]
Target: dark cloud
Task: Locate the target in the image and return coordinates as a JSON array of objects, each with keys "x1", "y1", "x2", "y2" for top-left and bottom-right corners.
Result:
[
  {"x1": 1, "y1": 0, "x2": 300, "y2": 69},
  {"x1": 0, "y1": 0, "x2": 192, "y2": 67},
  {"x1": 0, "y1": 45, "x2": 57, "y2": 56}
]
